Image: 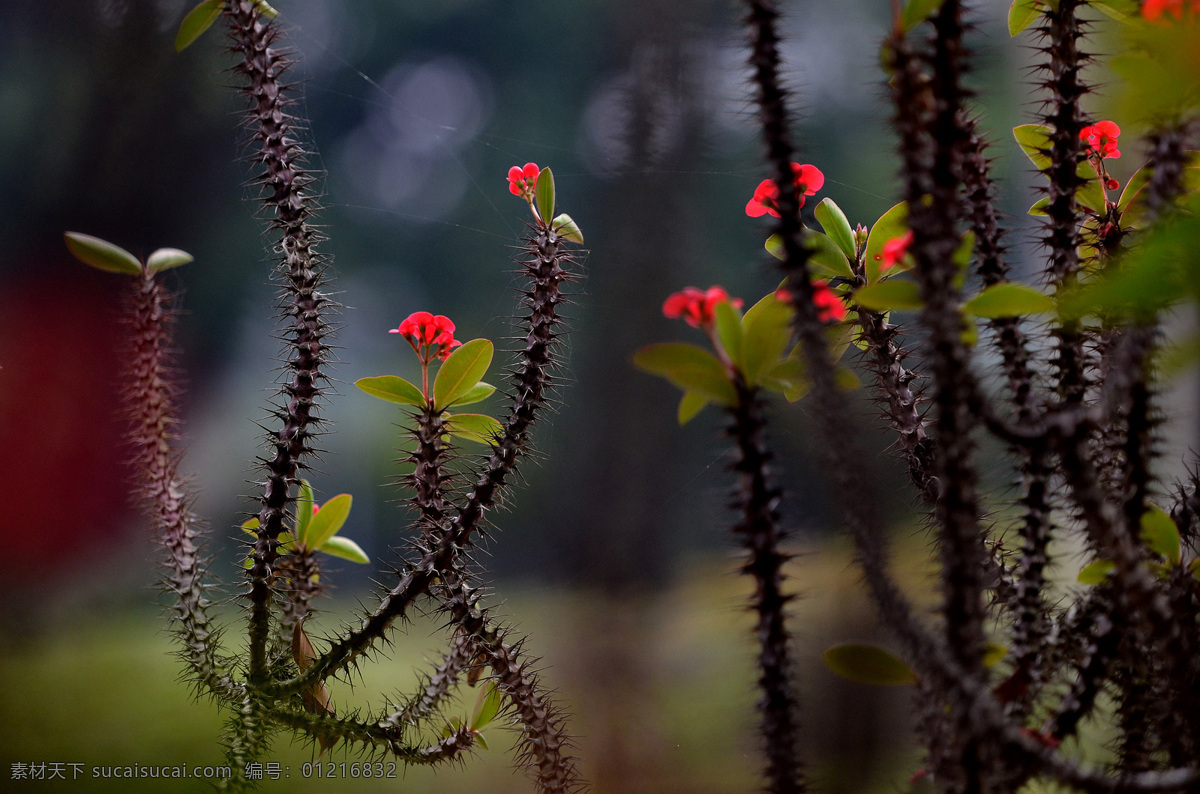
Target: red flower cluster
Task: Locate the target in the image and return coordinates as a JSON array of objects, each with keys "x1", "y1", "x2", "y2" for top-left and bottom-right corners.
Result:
[
  {"x1": 1080, "y1": 121, "x2": 1120, "y2": 160},
  {"x1": 662, "y1": 286, "x2": 742, "y2": 329},
  {"x1": 775, "y1": 281, "x2": 847, "y2": 323},
  {"x1": 1143, "y1": 0, "x2": 1200, "y2": 21},
  {"x1": 390, "y1": 311, "x2": 462, "y2": 362},
  {"x1": 507, "y1": 162, "x2": 539, "y2": 200},
  {"x1": 881, "y1": 230, "x2": 914, "y2": 272},
  {"x1": 746, "y1": 163, "x2": 825, "y2": 218}
]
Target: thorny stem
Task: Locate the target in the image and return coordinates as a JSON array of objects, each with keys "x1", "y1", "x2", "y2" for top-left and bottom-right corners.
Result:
[
  {"x1": 129, "y1": 269, "x2": 233, "y2": 700},
  {"x1": 224, "y1": 0, "x2": 332, "y2": 683},
  {"x1": 273, "y1": 222, "x2": 573, "y2": 696},
  {"x1": 728, "y1": 377, "x2": 803, "y2": 794}
]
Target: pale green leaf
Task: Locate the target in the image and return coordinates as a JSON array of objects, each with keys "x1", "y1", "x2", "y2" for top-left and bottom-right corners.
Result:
[
  {"x1": 318, "y1": 535, "x2": 369, "y2": 564},
  {"x1": 902, "y1": 0, "x2": 948, "y2": 31},
  {"x1": 64, "y1": 232, "x2": 141, "y2": 275},
  {"x1": 824, "y1": 643, "x2": 916, "y2": 686},
  {"x1": 814, "y1": 198, "x2": 857, "y2": 260},
  {"x1": 741, "y1": 291, "x2": 794, "y2": 386},
  {"x1": 146, "y1": 248, "x2": 193, "y2": 273},
  {"x1": 677, "y1": 392, "x2": 709, "y2": 425},
  {"x1": 964, "y1": 283, "x2": 1055, "y2": 318},
  {"x1": 356, "y1": 375, "x2": 426, "y2": 407},
  {"x1": 305, "y1": 494, "x2": 352, "y2": 550},
  {"x1": 853, "y1": 280, "x2": 923, "y2": 312},
  {"x1": 632, "y1": 343, "x2": 737, "y2": 407},
  {"x1": 471, "y1": 683, "x2": 503, "y2": 731},
  {"x1": 1008, "y1": 0, "x2": 1041, "y2": 37},
  {"x1": 295, "y1": 480, "x2": 315, "y2": 546},
  {"x1": 863, "y1": 202, "x2": 909, "y2": 283},
  {"x1": 1077, "y1": 559, "x2": 1116, "y2": 584},
  {"x1": 450, "y1": 381, "x2": 496, "y2": 407},
  {"x1": 175, "y1": 0, "x2": 224, "y2": 52},
  {"x1": 551, "y1": 213, "x2": 584, "y2": 244},
  {"x1": 535, "y1": 167, "x2": 555, "y2": 224},
  {"x1": 713, "y1": 299, "x2": 743, "y2": 369},
  {"x1": 446, "y1": 413, "x2": 504, "y2": 445},
  {"x1": 433, "y1": 339, "x2": 493, "y2": 411},
  {"x1": 1142, "y1": 505, "x2": 1181, "y2": 565}
]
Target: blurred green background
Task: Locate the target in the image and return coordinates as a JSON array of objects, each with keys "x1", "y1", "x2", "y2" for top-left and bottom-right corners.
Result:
[{"x1": 1, "y1": 0, "x2": 1195, "y2": 791}]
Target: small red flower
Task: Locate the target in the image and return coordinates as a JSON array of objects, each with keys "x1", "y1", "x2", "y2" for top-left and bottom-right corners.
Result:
[
  {"x1": 1080, "y1": 121, "x2": 1121, "y2": 160},
  {"x1": 776, "y1": 281, "x2": 846, "y2": 323},
  {"x1": 811, "y1": 280, "x2": 847, "y2": 323},
  {"x1": 746, "y1": 163, "x2": 825, "y2": 218},
  {"x1": 663, "y1": 286, "x2": 742, "y2": 329},
  {"x1": 390, "y1": 311, "x2": 463, "y2": 362},
  {"x1": 508, "y1": 162, "x2": 540, "y2": 199},
  {"x1": 1142, "y1": 0, "x2": 1189, "y2": 20},
  {"x1": 1106, "y1": 177, "x2": 1120, "y2": 191},
  {"x1": 881, "y1": 230, "x2": 914, "y2": 272}
]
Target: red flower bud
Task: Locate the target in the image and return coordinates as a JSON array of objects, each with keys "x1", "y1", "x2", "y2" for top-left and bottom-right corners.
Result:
[{"x1": 507, "y1": 162, "x2": 540, "y2": 199}]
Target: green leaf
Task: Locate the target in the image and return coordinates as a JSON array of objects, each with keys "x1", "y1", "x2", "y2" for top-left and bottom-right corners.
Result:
[
  {"x1": 741, "y1": 291, "x2": 794, "y2": 386},
  {"x1": 815, "y1": 198, "x2": 857, "y2": 260},
  {"x1": 1158, "y1": 332, "x2": 1200, "y2": 378},
  {"x1": 713, "y1": 299, "x2": 743, "y2": 368},
  {"x1": 1076, "y1": 168, "x2": 1107, "y2": 215},
  {"x1": 551, "y1": 213, "x2": 584, "y2": 244},
  {"x1": 146, "y1": 248, "x2": 193, "y2": 273},
  {"x1": 535, "y1": 167, "x2": 555, "y2": 224},
  {"x1": 983, "y1": 643, "x2": 1008, "y2": 668},
  {"x1": 450, "y1": 381, "x2": 496, "y2": 407},
  {"x1": 853, "y1": 280, "x2": 923, "y2": 312},
  {"x1": 1077, "y1": 559, "x2": 1116, "y2": 584},
  {"x1": 1117, "y1": 165, "x2": 1152, "y2": 220},
  {"x1": 863, "y1": 202, "x2": 909, "y2": 283},
  {"x1": 964, "y1": 283, "x2": 1055, "y2": 318},
  {"x1": 835, "y1": 366, "x2": 861, "y2": 392},
  {"x1": 240, "y1": 517, "x2": 260, "y2": 535},
  {"x1": 1059, "y1": 200, "x2": 1199, "y2": 321},
  {"x1": 355, "y1": 375, "x2": 426, "y2": 407},
  {"x1": 318, "y1": 536, "x2": 369, "y2": 564},
  {"x1": 471, "y1": 683, "x2": 503, "y2": 731},
  {"x1": 1028, "y1": 197, "x2": 1050, "y2": 217},
  {"x1": 1091, "y1": 0, "x2": 1136, "y2": 18},
  {"x1": 764, "y1": 231, "x2": 853, "y2": 279},
  {"x1": 175, "y1": 0, "x2": 224, "y2": 52},
  {"x1": 902, "y1": 0, "x2": 948, "y2": 31},
  {"x1": 823, "y1": 643, "x2": 916, "y2": 686},
  {"x1": 1013, "y1": 124, "x2": 1053, "y2": 170},
  {"x1": 632, "y1": 343, "x2": 737, "y2": 407},
  {"x1": 760, "y1": 356, "x2": 807, "y2": 397},
  {"x1": 305, "y1": 494, "x2": 352, "y2": 551},
  {"x1": 960, "y1": 314, "x2": 978, "y2": 347},
  {"x1": 952, "y1": 230, "x2": 975, "y2": 290},
  {"x1": 433, "y1": 339, "x2": 493, "y2": 411},
  {"x1": 254, "y1": 0, "x2": 279, "y2": 18},
  {"x1": 64, "y1": 232, "x2": 141, "y2": 275},
  {"x1": 446, "y1": 413, "x2": 504, "y2": 445},
  {"x1": 807, "y1": 230, "x2": 854, "y2": 279},
  {"x1": 1141, "y1": 505, "x2": 1181, "y2": 565},
  {"x1": 1007, "y1": 0, "x2": 1041, "y2": 37},
  {"x1": 295, "y1": 480, "x2": 316, "y2": 546},
  {"x1": 677, "y1": 392, "x2": 709, "y2": 425}
]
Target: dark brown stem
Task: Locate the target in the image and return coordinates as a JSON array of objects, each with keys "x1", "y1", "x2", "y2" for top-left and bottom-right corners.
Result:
[
  {"x1": 727, "y1": 376, "x2": 803, "y2": 794},
  {"x1": 224, "y1": 0, "x2": 332, "y2": 682}
]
